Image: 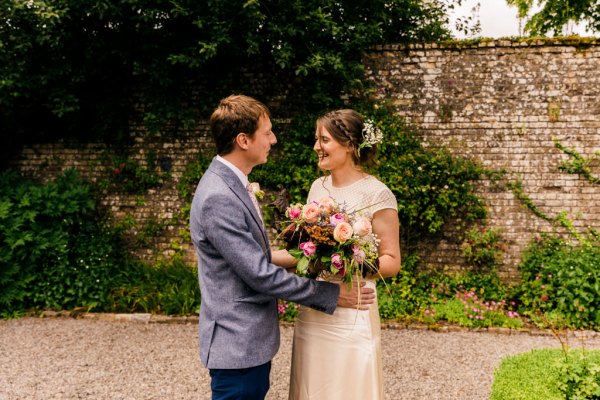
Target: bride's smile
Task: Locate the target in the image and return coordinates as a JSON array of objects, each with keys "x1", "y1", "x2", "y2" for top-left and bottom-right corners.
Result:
[{"x1": 314, "y1": 128, "x2": 354, "y2": 173}]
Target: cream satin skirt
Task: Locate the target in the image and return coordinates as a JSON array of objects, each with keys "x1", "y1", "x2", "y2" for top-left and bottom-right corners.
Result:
[{"x1": 288, "y1": 280, "x2": 383, "y2": 400}]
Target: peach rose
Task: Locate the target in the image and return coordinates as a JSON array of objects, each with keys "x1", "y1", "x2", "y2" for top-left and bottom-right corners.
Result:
[
  {"x1": 333, "y1": 222, "x2": 353, "y2": 243},
  {"x1": 301, "y1": 202, "x2": 320, "y2": 223},
  {"x1": 352, "y1": 217, "x2": 372, "y2": 237},
  {"x1": 318, "y1": 197, "x2": 336, "y2": 214}
]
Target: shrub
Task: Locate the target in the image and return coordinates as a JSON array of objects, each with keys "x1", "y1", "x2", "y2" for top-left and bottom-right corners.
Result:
[
  {"x1": 418, "y1": 270, "x2": 522, "y2": 329},
  {"x1": 109, "y1": 255, "x2": 200, "y2": 315},
  {"x1": 516, "y1": 234, "x2": 600, "y2": 329},
  {"x1": 428, "y1": 290, "x2": 523, "y2": 329},
  {"x1": 462, "y1": 225, "x2": 507, "y2": 270},
  {"x1": 0, "y1": 169, "x2": 124, "y2": 314}
]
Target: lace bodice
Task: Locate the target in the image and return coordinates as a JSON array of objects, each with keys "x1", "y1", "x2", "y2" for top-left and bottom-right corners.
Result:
[{"x1": 307, "y1": 175, "x2": 397, "y2": 219}]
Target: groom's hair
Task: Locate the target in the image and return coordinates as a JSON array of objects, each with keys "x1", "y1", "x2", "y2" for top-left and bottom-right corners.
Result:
[{"x1": 210, "y1": 94, "x2": 270, "y2": 155}]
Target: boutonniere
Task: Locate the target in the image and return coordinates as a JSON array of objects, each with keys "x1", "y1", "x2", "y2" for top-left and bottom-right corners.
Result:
[{"x1": 249, "y1": 182, "x2": 264, "y2": 200}]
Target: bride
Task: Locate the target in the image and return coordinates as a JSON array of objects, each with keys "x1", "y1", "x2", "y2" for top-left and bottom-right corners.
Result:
[{"x1": 288, "y1": 109, "x2": 401, "y2": 399}]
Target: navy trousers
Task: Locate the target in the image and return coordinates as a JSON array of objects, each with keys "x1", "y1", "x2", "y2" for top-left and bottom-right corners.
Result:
[{"x1": 209, "y1": 361, "x2": 271, "y2": 400}]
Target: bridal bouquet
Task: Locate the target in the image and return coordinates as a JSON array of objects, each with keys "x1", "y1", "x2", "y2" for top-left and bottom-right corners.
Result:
[{"x1": 279, "y1": 197, "x2": 380, "y2": 283}]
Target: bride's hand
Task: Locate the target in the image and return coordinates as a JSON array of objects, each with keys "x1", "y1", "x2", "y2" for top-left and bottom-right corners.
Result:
[{"x1": 271, "y1": 249, "x2": 297, "y2": 271}]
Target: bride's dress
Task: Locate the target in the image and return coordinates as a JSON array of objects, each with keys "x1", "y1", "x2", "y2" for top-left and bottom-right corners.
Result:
[{"x1": 288, "y1": 175, "x2": 397, "y2": 400}]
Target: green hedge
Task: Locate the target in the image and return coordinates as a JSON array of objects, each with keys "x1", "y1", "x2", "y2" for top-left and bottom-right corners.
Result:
[{"x1": 0, "y1": 169, "x2": 123, "y2": 315}]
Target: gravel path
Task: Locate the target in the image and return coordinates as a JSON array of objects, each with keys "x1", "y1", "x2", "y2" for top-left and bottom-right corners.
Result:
[{"x1": 1, "y1": 317, "x2": 599, "y2": 400}]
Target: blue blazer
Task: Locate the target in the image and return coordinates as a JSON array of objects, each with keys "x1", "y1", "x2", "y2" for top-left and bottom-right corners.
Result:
[{"x1": 190, "y1": 158, "x2": 339, "y2": 369}]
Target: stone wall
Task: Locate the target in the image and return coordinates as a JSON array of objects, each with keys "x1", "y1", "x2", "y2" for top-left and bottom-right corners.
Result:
[
  {"x1": 15, "y1": 127, "x2": 212, "y2": 265},
  {"x1": 363, "y1": 38, "x2": 600, "y2": 278},
  {"x1": 13, "y1": 38, "x2": 600, "y2": 279}
]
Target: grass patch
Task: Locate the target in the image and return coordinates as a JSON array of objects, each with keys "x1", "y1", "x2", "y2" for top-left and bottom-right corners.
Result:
[{"x1": 490, "y1": 348, "x2": 600, "y2": 400}]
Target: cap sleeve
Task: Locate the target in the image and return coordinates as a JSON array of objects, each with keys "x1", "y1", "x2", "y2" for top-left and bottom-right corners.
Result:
[{"x1": 368, "y1": 186, "x2": 397, "y2": 215}]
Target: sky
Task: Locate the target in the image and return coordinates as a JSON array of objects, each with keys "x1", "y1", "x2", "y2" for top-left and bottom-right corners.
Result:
[{"x1": 449, "y1": 0, "x2": 596, "y2": 39}]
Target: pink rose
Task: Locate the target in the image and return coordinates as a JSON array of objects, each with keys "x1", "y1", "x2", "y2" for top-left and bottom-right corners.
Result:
[
  {"x1": 352, "y1": 217, "x2": 372, "y2": 237},
  {"x1": 299, "y1": 241, "x2": 316, "y2": 257},
  {"x1": 329, "y1": 213, "x2": 346, "y2": 226},
  {"x1": 351, "y1": 243, "x2": 366, "y2": 264},
  {"x1": 331, "y1": 253, "x2": 346, "y2": 277},
  {"x1": 287, "y1": 204, "x2": 302, "y2": 219},
  {"x1": 318, "y1": 197, "x2": 336, "y2": 214},
  {"x1": 333, "y1": 222, "x2": 353, "y2": 243},
  {"x1": 301, "y1": 202, "x2": 320, "y2": 223}
]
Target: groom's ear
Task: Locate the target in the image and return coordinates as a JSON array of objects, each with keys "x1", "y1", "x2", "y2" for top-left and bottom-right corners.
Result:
[{"x1": 235, "y1": 132, "x2": 250, "y2": 150}]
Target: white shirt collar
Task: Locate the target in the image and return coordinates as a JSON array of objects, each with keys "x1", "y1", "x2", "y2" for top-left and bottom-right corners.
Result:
[{"x1": 216, "y1": 155, "x2": 249, "y2": 188}]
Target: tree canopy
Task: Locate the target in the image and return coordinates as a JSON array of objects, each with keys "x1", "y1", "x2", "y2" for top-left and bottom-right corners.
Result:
[
  {"x1": 506, "y1": 0, "x2": 600, "y2": 36},
  {"x1": 0, "y1": 0, "x2": 476, "y2": 163}
]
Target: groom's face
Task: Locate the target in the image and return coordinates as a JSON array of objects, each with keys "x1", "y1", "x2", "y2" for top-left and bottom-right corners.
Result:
[{"x1": 247, "y1": 114, "x2": 277, "y2": 167}]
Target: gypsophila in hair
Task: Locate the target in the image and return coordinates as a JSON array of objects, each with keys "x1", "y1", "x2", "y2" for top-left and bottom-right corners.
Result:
[{"x1": 358, "y1": 119, "x2": 383, "y2": 154}]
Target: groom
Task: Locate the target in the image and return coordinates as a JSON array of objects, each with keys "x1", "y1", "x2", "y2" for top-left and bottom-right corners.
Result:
[{"x1": 190, "y1": 94, "x2": 375, "y2": 400}]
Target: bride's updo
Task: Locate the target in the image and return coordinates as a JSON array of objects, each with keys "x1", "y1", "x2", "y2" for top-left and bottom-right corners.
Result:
[{"x1": 316, "y1": 109, "x2": 378, "y2": 166}]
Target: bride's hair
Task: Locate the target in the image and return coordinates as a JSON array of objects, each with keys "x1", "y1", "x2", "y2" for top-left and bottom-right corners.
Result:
[{"x1": 316, "y1": 109, "x2": 377, "y2": 166}]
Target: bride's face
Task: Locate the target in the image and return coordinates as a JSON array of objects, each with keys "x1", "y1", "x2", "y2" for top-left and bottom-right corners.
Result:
[{"x1": 313, "y1": 127, "x2": 353, "y2": 171}]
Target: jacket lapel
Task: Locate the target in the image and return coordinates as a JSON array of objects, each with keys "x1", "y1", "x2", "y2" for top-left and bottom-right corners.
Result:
[{"x1": 208, "y1": 159, "x2": 270, "y2": 256}]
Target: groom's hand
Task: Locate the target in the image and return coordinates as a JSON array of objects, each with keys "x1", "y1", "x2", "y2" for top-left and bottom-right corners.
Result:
[{"x1": 334, "y1": 281, "x2": 375, "y2": 310}]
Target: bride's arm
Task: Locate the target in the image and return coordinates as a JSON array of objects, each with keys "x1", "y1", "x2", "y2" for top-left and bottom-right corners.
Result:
[
  {"x1": 271, "y1": 249, "x2": 297, "y2": 271},
  {"x1": 371, "y1": 208, "x2": 401, "y2": 278}
]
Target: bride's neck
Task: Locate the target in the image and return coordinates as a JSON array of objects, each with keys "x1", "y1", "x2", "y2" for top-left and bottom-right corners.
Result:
[{"x1": 329, "y1": 167, "x2": 366, "y2": 188}]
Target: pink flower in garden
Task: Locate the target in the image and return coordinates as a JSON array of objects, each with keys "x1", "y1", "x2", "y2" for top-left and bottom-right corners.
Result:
[
  {"x1": 301, "y1": 202, "x2": 320, "y2": 223},
  {"x1": 331, "y1": 254, "x2": 346, "y2": 276},
  {"x1": 330, "y1": 213, "x2": 346, "y2": 226},
  {"x1": 299, "y1": 241, "x2": 316, "y2": 257},
  {"x1": 541, "y1": 294, "x2": 549, "y2": 301},
  {"x1": 333, "y1": 222, "x2": 353, "y2": 243}
]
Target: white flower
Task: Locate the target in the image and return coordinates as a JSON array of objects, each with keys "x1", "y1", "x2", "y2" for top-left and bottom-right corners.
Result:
[
  {"x1": 358, "y1": 119, "x2": 383, "y2": 154},
  {"x1": 361, "y1": 120, "x2": 383, "y2": 146}
]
